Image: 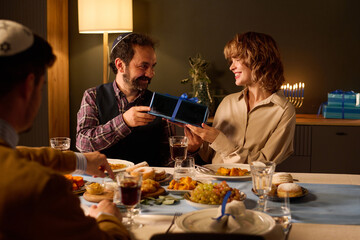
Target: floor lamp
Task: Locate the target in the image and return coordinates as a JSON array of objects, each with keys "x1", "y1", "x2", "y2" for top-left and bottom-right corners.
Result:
[{"x1": 78, "y1": 0, "x2": 133, "y2": 84}]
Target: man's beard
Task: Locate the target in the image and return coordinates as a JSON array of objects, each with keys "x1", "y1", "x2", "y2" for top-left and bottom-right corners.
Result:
[{"x1": 123, "y1": 71, "x2": 152, "y2": 91}]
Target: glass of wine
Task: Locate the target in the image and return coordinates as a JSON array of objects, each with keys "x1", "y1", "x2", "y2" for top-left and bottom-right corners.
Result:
[
  {"x1": 116, "y1": 173, "x2": 143, "y2": 229},
  {"x1": 250, "y1": 161, "x2": 276, "y2": 211},
  {"x1": 169, "y1": 136, "x2": 188, "y2": 161},
  {"x1": 50, "y1": 137, "x2": 71, "y2": 151}
]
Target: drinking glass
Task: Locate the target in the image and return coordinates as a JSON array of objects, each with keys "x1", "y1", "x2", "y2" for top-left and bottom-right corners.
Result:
[
  {"x1": 264, "y1": 192, "x2": 292, "y2": 235},
  {"x1": 250, "y1": 161, "x2": 276, "y2": 211},
  {"x1": 116, "y1": 173, "x2": 143, "y2": 229},
  {"x1": 169, "y1": 136, "x2": 188, "y2": 162},
  {"x1": 50, "y1": 137, "x2": 71, "y2": 151},
  {"x1": 173, "y1": 156, "x2": 195, "y2": 180}
]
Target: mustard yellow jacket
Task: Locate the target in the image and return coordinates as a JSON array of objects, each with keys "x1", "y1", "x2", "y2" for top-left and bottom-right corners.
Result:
[{"x1": 0, "y1": 139, "x2": 130, "y2": 240}]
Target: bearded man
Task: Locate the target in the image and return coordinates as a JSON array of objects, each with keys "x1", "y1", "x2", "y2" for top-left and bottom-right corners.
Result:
[{"x1": 76, "y1": 33, "x2": 174, "y2": 166}]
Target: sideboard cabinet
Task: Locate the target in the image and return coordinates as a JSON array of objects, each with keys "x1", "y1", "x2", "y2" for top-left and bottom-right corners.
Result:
[{"x1": 277, "y1": 115, "x2": 360, "y2": 174}]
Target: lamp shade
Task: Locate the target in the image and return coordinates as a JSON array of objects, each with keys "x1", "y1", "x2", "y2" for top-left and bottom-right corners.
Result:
[{"x1": 78, "y1": 0, "x2": 133, "y2": 33}]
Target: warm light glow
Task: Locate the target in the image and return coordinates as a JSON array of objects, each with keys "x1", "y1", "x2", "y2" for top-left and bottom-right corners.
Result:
[{"x1": 78, "y1": 0, "x2": 133, "y2": 33}]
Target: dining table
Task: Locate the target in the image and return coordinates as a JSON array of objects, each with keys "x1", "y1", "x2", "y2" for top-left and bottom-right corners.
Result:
[{"x1": 78, "y1": 168, "x2": 360, "y2": 240}]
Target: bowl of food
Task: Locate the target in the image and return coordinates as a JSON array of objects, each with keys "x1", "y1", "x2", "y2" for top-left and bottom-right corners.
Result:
[
  {"x1": 85, "y1": 182, "x2": 105, "y2": 195},
  {"x1": 184, "y1": 181, "x2": 246, "y2": 209}
]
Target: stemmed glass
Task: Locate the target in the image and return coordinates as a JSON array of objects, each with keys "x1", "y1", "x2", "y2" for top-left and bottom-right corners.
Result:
[
  {"x1": 264, "y1": 192, "x2": 292, "y2": 235},
  {"x1": 250, "y1": 161, "x2": 276, "y2": 211},
  {"x1": 116, "y1": 173, "x2": 143, "y2": 229},
  {"x1": 50, "y1": 137, "x2": 71, "y2": 151}
]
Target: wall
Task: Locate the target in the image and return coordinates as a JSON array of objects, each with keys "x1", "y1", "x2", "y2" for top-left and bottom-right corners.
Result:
[
  {"x1": 69, "y1": 0, "x2": 360, "y2": 149},
  {"x1": 0, "y1": 0, "x2": 49, "y2": 147}
]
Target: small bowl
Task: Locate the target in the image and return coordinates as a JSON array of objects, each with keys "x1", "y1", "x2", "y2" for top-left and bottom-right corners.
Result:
[{"x1": 85, "y1": 182, "x2": 105, "y2": 195}]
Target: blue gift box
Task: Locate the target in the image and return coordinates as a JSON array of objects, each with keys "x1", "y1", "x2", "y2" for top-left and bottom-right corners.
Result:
[
  {"x1": 327, "y1": 90, "x2": 359, "y2": 107},
  {"x1": 323, "y1": 104, "x2": 360, "y2": 119}
]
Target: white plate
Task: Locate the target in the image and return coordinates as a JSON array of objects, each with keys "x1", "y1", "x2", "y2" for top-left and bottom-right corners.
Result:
[
  {"x1": 197, "y1": 164, "x2": 251, "y2": 180},
  {"x1": 166, "y1": 188, "x2": 191, "y2": 195},
  {"x1": 107, "y1": 158, "x2": 134, "y2": 172},
  {"x1": 176, "y1": 208, "x2": 275, "y2": 235},
  {"x1": 183, "y1": 192, "x2": 246, "y2": 209}
]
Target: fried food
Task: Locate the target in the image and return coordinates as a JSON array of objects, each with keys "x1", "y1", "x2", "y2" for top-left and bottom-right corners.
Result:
[
  {"x1": 85, "y1": 182, "x2": 104, "y2": 195},
  {"x1": 216, "y1": 167, "x2": 249, "y2": 176},
  {"x1": 168, "y1": 177, "x2": 198, "y2": 190},
  {"x1": 141, "y1": 179, "x2": 160, "y2": 193},
  {"x1": 109, "y1": 163, "x2": 127, "y2": 170},
  {"x1": 64, "y1": 175, "x2": 84, "y2": 191}
]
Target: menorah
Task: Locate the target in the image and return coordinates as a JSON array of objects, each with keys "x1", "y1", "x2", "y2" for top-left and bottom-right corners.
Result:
[{"x1": 281, "y1": 82, "x2": 305, "y2": 108}]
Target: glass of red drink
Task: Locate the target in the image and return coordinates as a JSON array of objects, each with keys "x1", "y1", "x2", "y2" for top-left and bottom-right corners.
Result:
[{"x1": 116, "y1": 173, "x2": 143, "y2": 229}]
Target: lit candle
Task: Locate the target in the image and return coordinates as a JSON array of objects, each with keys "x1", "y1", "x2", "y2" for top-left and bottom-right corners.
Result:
[
  {"x1": 286, "y1": 83, "x2": 290, "y2": 97},
  {"x1": 294, "y1": 83, "x2": 298, "y2": 98},
  {"x1": 302, "y1": 83, "x2": 305, "y2": 97}
]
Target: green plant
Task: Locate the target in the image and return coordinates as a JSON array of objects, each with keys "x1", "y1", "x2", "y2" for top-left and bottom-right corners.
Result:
[{"x1": 181, "y1": 53, "x2": 211, "y2": 85}]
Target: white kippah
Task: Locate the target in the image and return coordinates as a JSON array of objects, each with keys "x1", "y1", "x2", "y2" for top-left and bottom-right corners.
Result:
[{"x1": 0, "y1": 19, "x2": 34, "y2": 56}]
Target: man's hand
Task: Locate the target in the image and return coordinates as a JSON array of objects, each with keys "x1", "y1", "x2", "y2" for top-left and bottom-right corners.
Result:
[
  {"x1": 123, "y1": 106, "x2": 156, "y2": 127},
  {"x1": 83, "y1": 151, "x2": 115, "y2": 180},
  {"x1": 88, "y1": 200, "x2": 122, "y2": 221}
]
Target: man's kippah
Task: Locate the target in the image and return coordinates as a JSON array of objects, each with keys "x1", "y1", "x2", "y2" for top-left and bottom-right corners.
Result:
[
  {"x1": 0, "y1": 19, "x2": 34, "y2": 56},
  {"x1": 111, "y1": 32, "x2": 133, "y2": 53}
]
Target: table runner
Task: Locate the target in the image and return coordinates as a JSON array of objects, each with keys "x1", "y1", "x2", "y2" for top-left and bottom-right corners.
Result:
[{"x1": 79, "y1": 176, "x2": 360, "y2": 225}]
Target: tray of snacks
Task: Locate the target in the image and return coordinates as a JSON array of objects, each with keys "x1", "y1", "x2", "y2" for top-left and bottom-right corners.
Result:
[{"x1": 184, "y1": 181, "x2": 246, "y2": 209}]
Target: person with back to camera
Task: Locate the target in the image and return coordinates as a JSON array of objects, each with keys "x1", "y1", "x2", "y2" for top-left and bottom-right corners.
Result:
[
  {"x1": 0, "y1": 19, "x2": 130, "y2": 239},
  {"x1": 76, "y1": 33, "x2": 175, "y2": 167},
  {"x1": 185, "y1": 32, "x2": 296, "y2": 165}
]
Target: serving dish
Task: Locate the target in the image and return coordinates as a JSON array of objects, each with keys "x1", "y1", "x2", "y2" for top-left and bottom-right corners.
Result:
[
  {"x1": 196, "y1": 163, "x2": 251, "y2": 180},
  {"x1": 183, "y1": 192, "x2": 246, "y2": 209},
  {"x1": 107, "y1": 158, "x2": 134, "y2": 172}
]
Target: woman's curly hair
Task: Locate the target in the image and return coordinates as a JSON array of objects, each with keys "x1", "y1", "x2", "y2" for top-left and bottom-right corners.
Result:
[{"x1": 224, "y1": 32, "x2": 285, "y2": 93}]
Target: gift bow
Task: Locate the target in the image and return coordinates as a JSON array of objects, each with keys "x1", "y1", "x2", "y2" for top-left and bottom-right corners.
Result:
[
  {"x1": 180, "y1": 93, "x2": 199, "y2": 103},
  {"x1": 212, "y1": 191, "x2": 235, "y2": 221},
  {"x1": 170, "y1": 93, "x2": 199, "y2": 122},
  {"x1": 330, "y1": 90, "x2": 355, "y2": 95}
]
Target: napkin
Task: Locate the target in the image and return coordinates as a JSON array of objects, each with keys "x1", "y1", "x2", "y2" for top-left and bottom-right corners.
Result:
[{"x1": 210, "y1": 200, "x2": 253, "y2": 233}]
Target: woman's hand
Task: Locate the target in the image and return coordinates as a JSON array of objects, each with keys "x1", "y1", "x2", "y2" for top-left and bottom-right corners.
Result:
[
  {"x1": 186, "y1": 123, "x2": 220, "y2": 144},
  {"x1": 184, "y1": 126, "x2": 203, "y2": 152}
]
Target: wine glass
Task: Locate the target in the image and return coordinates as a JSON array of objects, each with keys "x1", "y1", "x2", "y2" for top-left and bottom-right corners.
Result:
[
  {"x1": 50, "y1": 137, "x2": 71, "y2": 151},
  {"x1": 250, "y1": 161, "x2": 276, "y2": 211},
  {"x1": 264, "y1": 192, "x2": 292, "y2": 235},
  {"x1": 116, "y1": 173, "x2": 143, "y2": 229}
]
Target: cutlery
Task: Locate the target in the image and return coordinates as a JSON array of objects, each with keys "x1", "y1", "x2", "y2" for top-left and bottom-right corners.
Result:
[
  {"x1": 165, "y1": 212, "x2": 182, "y2": 233},
  {"x1": 284, "y1": 223, "x2": 293, "y2": 240},
  {"x1": 195, "y1": 165, "x2": 216, "y2": 175}
]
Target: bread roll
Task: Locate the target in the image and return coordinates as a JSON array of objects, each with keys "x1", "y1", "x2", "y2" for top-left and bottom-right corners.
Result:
[
  {"x1": 272, "y1": 172, "x2": 293, "y2": 186},
  {"x1": 277, "y1": 183, "x2": 302, "y2": 198}
]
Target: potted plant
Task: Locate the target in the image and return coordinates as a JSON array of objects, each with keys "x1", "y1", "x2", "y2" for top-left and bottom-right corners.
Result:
[{"x1": 181, "y1": 54, "x2": 213, "y2": 108}]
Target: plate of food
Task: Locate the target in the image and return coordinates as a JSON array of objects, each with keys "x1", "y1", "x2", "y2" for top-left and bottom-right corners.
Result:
[
  {"x1": 184, "y1": 181, "x2": 246, "y2": 209},
  {"x1": 64, "y1": 175, "x2": 86, "y2": 194},
  {"x1": 196, "y1": 164, "x2": 251, "y2": 180},
  {"x1": 252, "y1": 183, "x2": 308, "y2": 201},
  {"x1": 107, "y1": 158, "x2": 134, "y2": 172},
  {"x1": 176, "y1": 208, "x2": 275, "y2": 235}
]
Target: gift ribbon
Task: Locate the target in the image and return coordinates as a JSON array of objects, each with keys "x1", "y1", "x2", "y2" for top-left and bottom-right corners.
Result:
[
  {"x1": 329, "y1": 90, "x2": 355, "y2": 119},
  {"x1": 212, "y1": 191, "x2": 235, "y2": 221},
  {"x1": 170, "y1": 93, "x2": 199, "y2": 122}
]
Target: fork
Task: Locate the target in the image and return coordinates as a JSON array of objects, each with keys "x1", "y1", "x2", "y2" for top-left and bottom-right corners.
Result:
[
  {"x1": 165, "y1": 212, "x2": 182, "y2": 233},
  {"x1": 195, "y1": 165, "x2": 216, "y2": 175}
]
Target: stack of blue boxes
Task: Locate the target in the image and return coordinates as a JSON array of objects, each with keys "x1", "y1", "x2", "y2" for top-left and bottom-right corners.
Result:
[{"x1": 323, "y1": 90, "x2": 360, "y2": 119}]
